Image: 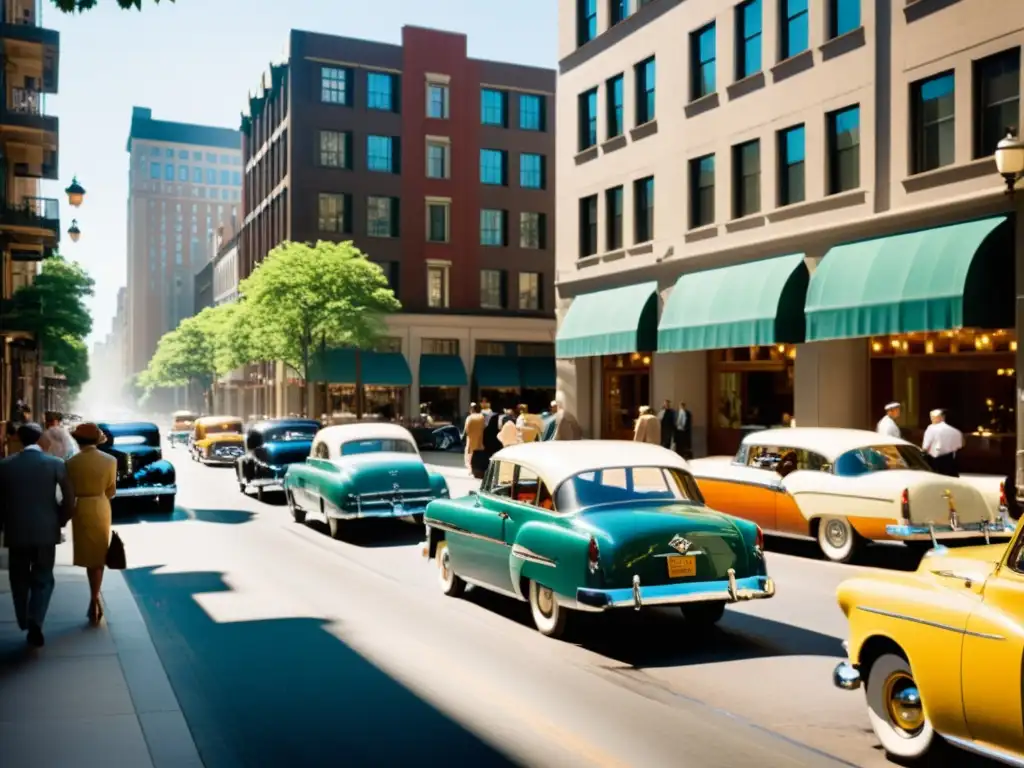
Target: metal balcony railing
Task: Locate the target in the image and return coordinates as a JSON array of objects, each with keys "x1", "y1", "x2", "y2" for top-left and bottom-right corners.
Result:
[
  {"x1": 2, "y1": 195, "x2": 59, "y2": 231},
  {"x1": 8, "y1": 87, "x2": 42, "y2": 115}
]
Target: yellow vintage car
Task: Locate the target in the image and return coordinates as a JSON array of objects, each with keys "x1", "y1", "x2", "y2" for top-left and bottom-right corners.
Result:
[
  {"x1": 190, "y1": 416, "x2": 245, "y2": 465},
  {"x1": 833, "y1": 518, "x2": 1024, "y2": 764}
]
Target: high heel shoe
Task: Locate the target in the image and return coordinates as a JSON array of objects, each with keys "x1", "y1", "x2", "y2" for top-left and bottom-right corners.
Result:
[{"x1": 87, "y1": 601, "x2": 99, "y2": 624}]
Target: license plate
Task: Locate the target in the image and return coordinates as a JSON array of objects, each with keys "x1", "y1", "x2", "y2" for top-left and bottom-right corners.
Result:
[{"x1": 666, "y1": 556, "x2": 697, "y2": 578}]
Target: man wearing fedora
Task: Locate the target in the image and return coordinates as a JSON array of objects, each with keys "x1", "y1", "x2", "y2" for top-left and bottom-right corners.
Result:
[{"x1": 0, "y1": 423, "x2": 76, "y2": 647}]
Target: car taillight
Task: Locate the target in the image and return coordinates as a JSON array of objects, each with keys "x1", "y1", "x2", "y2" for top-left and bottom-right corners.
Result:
[
  {"x1": 1000, "y1": 481, "x2": 1007, "y2": 508},
  {"x1": 587, "y1": 536, "x2": 599, "y2": 573},
  {"x1": 900, "y1": 488, "x2": 910, "y2": 521},
  {"x1": 755, "y1": 525, "x2": 764, "y2": 551}
]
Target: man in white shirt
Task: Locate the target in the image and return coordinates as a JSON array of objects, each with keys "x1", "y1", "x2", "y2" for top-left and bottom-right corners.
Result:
[
  {"x1": 876, "y1": 402, "x2": 902, "y2": 438},
  {"x1": 922, "y1": 408, "x2": 964, "y2": 477}
]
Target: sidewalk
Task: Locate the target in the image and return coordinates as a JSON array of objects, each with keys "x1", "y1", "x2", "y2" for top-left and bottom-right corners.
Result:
[{"x1": 0, "y1": 551, "x2": 203, "y2": 767}]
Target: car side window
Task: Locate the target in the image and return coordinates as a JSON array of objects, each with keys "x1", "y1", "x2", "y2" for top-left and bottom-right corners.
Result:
[
  {"x1": 484, "y1": 460, "x2": 514, "y2": 498},
  {"x1": 733, "y1": 444, "x2": 749, "y2": 464},
  {"x1": 312, "y1": 441, "x2": 329, "y2": 459},
  {"x1": 747, "y1": 445, "x2": 782, "y2": 471},
  {"x1": 1010, "y1": 532, "x2": 1024, "y2": 575},
  {"x1": 513, "y1": 466, "x2": 554, "y2": 510}
]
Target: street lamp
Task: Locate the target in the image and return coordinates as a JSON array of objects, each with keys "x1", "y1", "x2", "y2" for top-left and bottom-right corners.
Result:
[
  {"x1": 64, "y1": 176, "x2": 86, "y2": 207},
  {"x1": 67, "y1": 219, "x2": 81, "y2": 243},
  {"x1": 994, "y1": 129, "x2": 1024, "y2": 193}
]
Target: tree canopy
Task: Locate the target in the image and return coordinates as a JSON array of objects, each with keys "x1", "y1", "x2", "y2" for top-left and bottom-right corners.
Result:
[{"x1": 51, "y1": 0, "x2": 171, "y2": 12}]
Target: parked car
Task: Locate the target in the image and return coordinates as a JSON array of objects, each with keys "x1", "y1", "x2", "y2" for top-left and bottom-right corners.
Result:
[
  {"x1": 423, "y1": 440, "x2": 775, "y2": 639},
  {"x1": 236, "y1": 418, "x2": 320, "y2": 501},
  {"x1": 190, "y1": 416, "x2": 245, "y2": 465},
  {"x1": 98, "y1": 421, "x2": 176, "y2": 512},
  {"x1": 168, "y1": 410, "x2": 198, "y2": 448},
  {"x1": 283, "y1": 423, "x2": 450, "y2": 539},
  {"x1": 832, "y1": 517, "x2": 1024, "y2": 764},
  {"x1": 688, "y1": 428, "x2": 1013, "y2": 563}
]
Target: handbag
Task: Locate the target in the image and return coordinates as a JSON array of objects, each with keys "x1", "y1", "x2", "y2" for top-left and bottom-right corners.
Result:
[{"x1": 106, "y1": 530, "x2": 127, "y2": 570}]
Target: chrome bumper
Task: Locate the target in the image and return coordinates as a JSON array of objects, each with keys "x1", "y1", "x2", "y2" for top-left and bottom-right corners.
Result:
[
  {"x1": 833, "y1": 661, "x2": 862, "y2": 691},
  {"x1": 115, "y1": 484, "x2": 176, "y2": 498},
  {"x1": 886, "y1": 520, "x2": 1016, "y2": 540},
  {"x1": 329, "y1": 505, "x2": 427, "y2": 521},
  {"x1": 575, "y1": 570, "x2": 775, "y2": 610},
  {"x1": 202, "y1": 456, "x2": 241, "y2": 466}
]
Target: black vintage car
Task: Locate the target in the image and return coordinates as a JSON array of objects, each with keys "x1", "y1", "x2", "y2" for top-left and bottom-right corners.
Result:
[
  {"x1": 98, "y1": 421, "x2": 177, "y2": 512},
  {"x1": 236, "y1": 418, "x2": 320, "y2": 501}
]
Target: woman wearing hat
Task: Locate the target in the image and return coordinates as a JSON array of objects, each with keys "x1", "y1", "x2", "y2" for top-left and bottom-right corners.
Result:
[{"x1": 66, "y1": 423, "x2": 117, "y2": 623}]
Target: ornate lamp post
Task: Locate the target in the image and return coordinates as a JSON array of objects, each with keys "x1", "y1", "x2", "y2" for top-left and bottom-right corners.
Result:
[
  {"x1": 67, "y1": 220, "x2": 81, "y2": 243},
  {"x1": 64, "y1": 176, "x2": 86, "y2": 207}
]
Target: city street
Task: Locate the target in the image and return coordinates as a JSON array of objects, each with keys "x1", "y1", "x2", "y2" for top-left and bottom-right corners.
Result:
[{"x1": 107, "y1": 446, "x2": 996, "y2": 768}]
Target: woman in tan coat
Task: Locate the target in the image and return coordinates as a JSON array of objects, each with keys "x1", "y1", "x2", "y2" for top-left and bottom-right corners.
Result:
[
  {"x1": 634, "y1": 405, "x2": 661, "y2": 445},
  {"x1": 66, "y1": 423, "x2": 117, "y2": 623},
  {"x1": 463, "y1": 402, "x2": 486, "y2": 472}
]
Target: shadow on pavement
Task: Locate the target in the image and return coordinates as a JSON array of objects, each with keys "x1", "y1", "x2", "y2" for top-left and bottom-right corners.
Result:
[
  {"x1": 122, "y1": 566, "x2": 517, "y2": 768},
  {"x1": 764, "y1": 536, "x2": 922, "y2": 571},
  {"x1": 302, "y1": 517, "x2": 425, "y2": 548},
  {"x1": 112, "y1": 503, "x2": 255, "y2": 526}
]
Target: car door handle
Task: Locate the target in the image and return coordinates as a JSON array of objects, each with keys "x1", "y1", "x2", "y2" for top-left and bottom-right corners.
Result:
[{"x1": 498, "y1": 511, "x2": 510, "y2": 519}]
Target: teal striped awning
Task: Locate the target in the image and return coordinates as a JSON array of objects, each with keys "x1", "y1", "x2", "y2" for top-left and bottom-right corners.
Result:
[
  {"x1": 556, "y1": 282, "x2": 659, "y2": 358},
  {"x1": 473, "y1": 356, "x2": 521, "y2": 388},
  {"x1": 519, "y1": 357, "x2": 555, "y2": 389},
  {"x1": 308, "y1": 349, "x2": 412, "y2": 386},
  {"x1": 419, "y1": 354, "x2": 468, "y2": 387}
]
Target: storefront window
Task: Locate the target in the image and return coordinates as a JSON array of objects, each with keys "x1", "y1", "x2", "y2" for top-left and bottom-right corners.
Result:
[
  {"x1": 365, "y1": 386, "x2": 405, "y2": 421},
  {"x1": 419, "y1": 386, "x2": 459, "y2": 424},
  {"x1": 327, "y1": 384, "x2": 357, "y2": 422},
  {"x1": 518, "y1": 342, "x2": 555, "y2": 357},
  {"x1": 476, "y1": 340, "x2": 507, "y2": 356},
  {"x1": 602, "y1": 353, "x2": 652, "y2": 440},
  {"x1": 376, "y1": 337, "x2": 403, "y2": 353},
  {"x1": 423, "y1": 338, "x2": 459, "y2": 356},
  {"x1": 709, "y1": 345, "x2": 795, "y2": 456}
]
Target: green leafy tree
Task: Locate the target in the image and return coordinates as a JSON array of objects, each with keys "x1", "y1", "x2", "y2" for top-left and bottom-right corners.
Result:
[
  {"x1": 52, "y1": 0, "x2": 171, "y2": 12},
  {"x1": 139, "y1": 314, "x2": 217, "y2": 410},
  {"x1": 239, "y1": 240, "x2": 400, "y2": 415}
]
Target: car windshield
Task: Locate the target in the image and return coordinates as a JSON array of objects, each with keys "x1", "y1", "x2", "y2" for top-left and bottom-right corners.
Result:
[
  {"x1": 340, "y1": 438, "x2": 417, "y2": 456},
  {"x1": 112, "y1": 435, "x2": 147, "y2": 446},
  {"x1": 834, "y1": 444, "x2": 933, "y2": 476},
  {"x1": 205, "y1": 423, "x2": 241, "y2": 435},
  {"x1": 264, "y1": 427, "x2": 317, "y2": 442},
  {"x1": 561, "y1": 466, "x2": 703, "y2": 509}
]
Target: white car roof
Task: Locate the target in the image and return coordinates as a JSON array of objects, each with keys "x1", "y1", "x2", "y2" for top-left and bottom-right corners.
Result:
[
  {"x1": 314, "y1": 422, "x2": 417, "y2": 447},
  {"x1": 492, "y1": 440, "x2": 690, "y2": 490},
  {"x1": 742, "y1": 427, "x2": 911, "y2": 461}
]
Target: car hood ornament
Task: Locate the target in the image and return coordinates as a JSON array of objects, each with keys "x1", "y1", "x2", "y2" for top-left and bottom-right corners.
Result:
[{"x1": 669, "y1": 534, "x2": 692, "y2": 554}]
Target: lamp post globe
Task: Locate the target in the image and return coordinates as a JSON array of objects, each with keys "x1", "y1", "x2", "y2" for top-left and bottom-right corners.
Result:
[
  {"x1": 67, "y1": 219, "x2": 81, "y2": 243},
  {"x1": 65, "y1": 176, "x2": 86, "y2": 207},
  {"x1": 994, "y1": 130, "x2": 1024, "y2": 192}
]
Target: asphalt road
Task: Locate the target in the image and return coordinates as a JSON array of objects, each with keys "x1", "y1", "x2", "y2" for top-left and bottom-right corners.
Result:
[{"x1": 111, "y1": 448, "x2": 998, "y2": 768}]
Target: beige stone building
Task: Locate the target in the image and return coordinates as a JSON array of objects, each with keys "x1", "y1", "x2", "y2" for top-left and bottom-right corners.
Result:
[{"x1": 555, "y1": 0, "x2": 1024, "y2": 475}]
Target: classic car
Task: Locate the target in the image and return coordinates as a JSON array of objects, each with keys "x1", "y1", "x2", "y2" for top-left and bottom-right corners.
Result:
[
  {"x1": 168, "y1": 410, "x2": 198, "y2": 448},
  {"x1": 688, "y1": 428, "x2": 1014, "y2": 563},
  {"x1": 832, "y1": 518, "x2": 1024, "y2": 765},
  {"x1": 284, "y1": 423, "x2": 451, "y2": 539},
  {"x1": 236, "y1": 418, "x2": 320, "y2": 500},
  {"x1": 190, "y1": 416, "x2": 245, "y2": 465},
  {"x1": 423, "y1": 440, "x2": 775, "y2": 639},
  {"x1": 98, "y1": 421, "x2": 177, "y2": 512}
]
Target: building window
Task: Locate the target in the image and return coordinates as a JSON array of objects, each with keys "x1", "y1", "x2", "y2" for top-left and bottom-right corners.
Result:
[
  {"x1": 150, "y1": 162, "x2": 160, "y2": 179},
  {"x1": 733, "y1": 140, "x2": 761, "y2": 218},
  {"x1": 975, "y1": 49, "x2": 1020, "y2": 159},
  {"x1": 635, "y1": 56, "x2": 656, "y2": 124},
  {"x1": 164, "y1": 164, "x2": 174, "y2": 181},
  {"x1": 519, "y1": 93, "x2": 545, "y2": 131},
  {"x1": 192, "y1": 167, "x2": 202, "y2": 183},
  {"x1": 205, "y1": 152, "x2": 216, "y2": 163},
  {"x1": 367, "y1": 196, "x2": 399, "y2": 238},
  {"x1": 426, "y1": 139, "x2": 450, "y2": 179},
  {"x1": 367, "y1": 135, "x2": 398, "y2": 173},
  {"x1": 220, "y1": 170, "x2": 231, "y2": 185},
  {"x1": 690, "y1": 154, "x2": 715, "y2": 228},
  {"x1": 177, "y1": 165, "x2": 187, "y2": 181},
  {"x1": 480, "y1": 149, "x2": 507, "y2": 185},
  {"x1": 165, "y1": 148, "x2": 174, "y2": 158},
  {"x1": 828, "y1": 0, "x2": 859, "y2": 39},
  {"x1": 321, "y1": 66, "x2": 352, "y2": 105},
  {"x1": 480, "y1": 269, "x2": 506, "y2": 309},
  {"x1": 778, "y1": 124, "x2": 806, "y2": 206},
  {"x1": 318, "y1": 130, "x2": 349, "y2": 168},
  {"x1": 827, "y1": 105, "x2": 860, "y2": 194},
  {"x1": 206, "y1": 168, "x2": 216, "y2": 184},
  {"x1": 481, "y1": 89, "x2": 507, "y2": 126},
  {"x1": 520, "y1": 212, "x2": 545, "y2": 249},
  {"x1": 367, "y1": 72, "x2": 396, "y2": 111},
  {"x1": 610, "y1": 0, "x2": 629, "y2": 25},
  {"x1": 580, "y1": 194, "x2": 598, "y2": 258},
  {"x1": 318, "y1": 193, "x2": 350, "y2": 233},
  {"x1": 428, "y1": 264, "x2": 450, "y2": 308},
  {"x1": 579, "y1": 88, "x2": 598, "y2": 151},
  {"x1": 691, "y1": 23, "x2": 717, "y2": 100},
  {"x1": 480, "y1": 209, "x2": 507, "y2": 246},
  {"x1": 427, "y1": 200, "x2": 450, "y2": 243},
  {"x1": 606, "y1": 185, "x2": 623, "y2": 250},
  {"x1": 520, "y1": 153, "x2": 545, "y2": 189},
  {"x1": 578, "y1": 0, "x2": 597, "y2": 46},
  {"x1": 607, "y1": 74, "x2": 624, "y2": 138},
  {"x1": 736, "y1": 0, "x2": 762, "y2": 79},
  {"x1": 422, "y1": 338, "x2": 458, "y2": 355},
  {"x1": 634, "y1": 176, "x2": 654, "y2": 243},
  {"x1": 427, "y1": 82, "x2": 449, "y2": 119},
  {"x1": 781, "y1": 0, "x2": 809, "y2": 59},
  {"x1": 911, "y1": 71, "x2": 955, "y2": 174},
  {"x1": 519, "y1": 272, "x2": 541, "y2": 311}
]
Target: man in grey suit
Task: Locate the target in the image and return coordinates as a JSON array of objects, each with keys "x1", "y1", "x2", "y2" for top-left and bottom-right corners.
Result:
[{"x1": 0, "y1": 423, "x2": 75, "y2": 647}]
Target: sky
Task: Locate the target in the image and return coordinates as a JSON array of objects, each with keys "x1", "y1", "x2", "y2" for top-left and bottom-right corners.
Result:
[{"x1": 42, "y1": 0, "x2": 558, "y2": 349}]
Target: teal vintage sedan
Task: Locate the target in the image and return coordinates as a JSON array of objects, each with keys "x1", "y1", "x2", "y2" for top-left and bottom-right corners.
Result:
[
  {"x1": 424, "y1": 440, "x2": 776, "y2": 638},
  {"x1": 284, "y1": 423, "x2": 450, "y2": 539}
]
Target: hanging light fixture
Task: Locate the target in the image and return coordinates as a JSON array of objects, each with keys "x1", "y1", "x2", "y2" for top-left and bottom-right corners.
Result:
[
  {"x1": 994, "y1": 130, "x2": 1024, "y2": 193},
  {"x1": 67, "y1": 219, "x2": 81, "y2": 243},
  {"x1": 65, "y1": 176, "x2": 86, "y2": 207}
]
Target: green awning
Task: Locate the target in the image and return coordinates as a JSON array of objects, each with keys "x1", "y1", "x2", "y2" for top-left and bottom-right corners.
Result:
[
  {"x1": 805, "y1": 216, "x2": 1012, "y2": 341},
  {"x1": 309, "y1": 349, "x2": 412, "y2": 386},
  {"x1": 419, "y1": 354, "x2": 468, "y2": 387},
  {"x1": 519, "y1": 357, "x2": 556, "y2": 389},
  {"x1": 473, "y1": 356, "x2": 521, "y2": 388},
  {"x1": 658, "y1": 254, "x2": 809, "y2": 351},
  {"x1": 556, "y1": 281, "x2": 659, "y2": 358}
]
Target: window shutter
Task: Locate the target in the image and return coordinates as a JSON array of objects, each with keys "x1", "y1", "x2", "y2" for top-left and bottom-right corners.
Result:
[
  {"x1": 540, "y1": 156, "x2": 547, "y2": 190},
  {"x1": 390, "y1": 197, "x2": 401, "y2": 237},
  {"x1": 536, "y1": 272, "x2": 544, "y2": 311},
  {"x1": 502, "y1": 210, "x2": 509, "y2": 246},
  {"x1": 392, "y1": 136, "x2": 402, "y2": 173},
  {"x1": 343, "y1": 194, "x2": 353, "y2": 234},
  {"x1": 345, "y1": 132, "x2": 354, "y2": 170},
  {"x1": 539, "y1": 213, "x2": 547, "y2": 249},
  {"x1": 500, "y1": 270, "x2": 509, "y2": 309},
  {"x1": 501, "y1": 151, "x2": 509, "y2": 186},
  {"x1": 392, "y1": 74, "x2": 402, "y2": 113}
]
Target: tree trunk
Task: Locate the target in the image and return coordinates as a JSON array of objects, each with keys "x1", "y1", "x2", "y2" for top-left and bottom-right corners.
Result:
[
  {"x1": 355, "y1": 348, "x2": 363, "y2": 420},
  {"x1": 319, "y1": 333, "x2": 327, "y2": 423},
  {"x1": 300, "y1": 333, "x2": 311, "y2": 418}
]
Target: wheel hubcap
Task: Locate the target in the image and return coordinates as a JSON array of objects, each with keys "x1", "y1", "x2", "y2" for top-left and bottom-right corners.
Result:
[
  {"x1": 884, "y1": 671, "x2": 924, "y2": 734},
  {"x1": 825, "y1": 519, "x2": 848, "y2": 548},
  {"x1": 535, "y1": 585, "x2": 555, "y2": 617},
  {"x1": 440, "y1": 548, "x2": 452, "y2": 584}
]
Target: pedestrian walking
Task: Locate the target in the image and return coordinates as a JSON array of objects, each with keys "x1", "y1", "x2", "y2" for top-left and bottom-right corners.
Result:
[
  {"x1": 657, "y1": 399, "x2": 676, "y2": 449},
  {"x1": 674, "y1": 401, "x2": 693, "y2": 459},
  {"x1": 41, "y1": 411, "x2": 78, "y2": 459},
  {"x1": 634, "y1": 405, "x2": 661, "y2": 445},
  {"x1": 463, "y1": 402, "x2": 486, "y2": 474},
  {"x1": 877, "y1": 402, "x2": 902, "y2": 438},
  {"x1": 550, "y1": 400, "x2": 583, "y2": 441},
  {"x1": 0, "y1": 423, "x2": 76, "y2": 647},
  {"x1": 66, "y1": 423, "x2": 117, "y2": 624},
  {"x1": 922, "y1": 408, "x2": 963, "y2": 477}
]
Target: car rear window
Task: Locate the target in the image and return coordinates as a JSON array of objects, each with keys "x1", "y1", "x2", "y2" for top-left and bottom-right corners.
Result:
[
  {"x1": 340, "y1": 439, "x2": 417, "y2": 456},
  {"x1": 561, "y1": 466, "x2": 703, "y2": 509}
]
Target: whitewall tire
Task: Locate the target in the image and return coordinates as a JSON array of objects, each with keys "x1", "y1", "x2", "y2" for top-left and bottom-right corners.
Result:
[
  {"x1": 529, "y1": 580, "x2": 568, "y2": 638},
  {"x1": 817, "y1": 516, "x2": 860, "y2": 563},
  {"x1": 437, "y1": 542, "x2": 465, "y2": 597},
  {"x1": 865, "y1": 653, "x2": 936, "y2": 761},
  {"x1": 287, "y1": 492, "x2": 306, "y2": 524}
]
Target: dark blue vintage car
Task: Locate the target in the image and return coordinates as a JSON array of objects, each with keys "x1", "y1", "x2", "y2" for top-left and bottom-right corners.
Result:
[
  {"x1": 98, "y1": 422, "x2": 177, "y2": 512},
  {"x1": 236, "y1": 418, "x2": 320, "y2": 501}
]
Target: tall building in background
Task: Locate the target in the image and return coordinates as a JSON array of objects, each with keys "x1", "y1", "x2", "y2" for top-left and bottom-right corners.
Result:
[{"x1": 125, "y1": 107, "x2": 242, "y2": 376}]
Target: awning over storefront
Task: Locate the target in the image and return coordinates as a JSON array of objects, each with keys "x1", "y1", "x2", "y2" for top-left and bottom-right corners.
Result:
[
  {"x1": 519, "y1": 357, "x2": 556, "y2": 389},
  {"x1": 309, "y1": 349, "x2": 412, "y2": 386},
  {"x1": 473, "y1": 356, "x2": 521, "y2": 388},
  {"x1": 658, "y1": 254, "x2": 809, "y2": 351},
  {"x1": 805, "y1": 216, "x2": 1012, "y2": 341},
  {"x1": 419, "y1": 354, "x2": 468, "y2": 387},
  {"x1": 556, "y1": 281, "x2": 659, "y2": 358}
]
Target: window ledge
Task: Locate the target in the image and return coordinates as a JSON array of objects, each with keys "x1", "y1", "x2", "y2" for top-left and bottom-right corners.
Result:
[
  {"x1": 770, "y1": 49, "x2": 814, "y2": 83},
  {"x1": 601, "y1": 134, "x2": 628, "y2": 154},
  {"x1": 819, "y1": 26, "x2": 866, "y2": 61},
  {"x1": 602, "y1": 248, "x2": 627, "y2": 263},
  {"x1": 765, "y1": 188, "x2": 867, "y2": 223},
  {"x1": 901, "y1": 157, "x2": 996, "y2": 193},
  {"x1": 577, "y1": 254, "x2": 601, "y2": 269},
  {"x1": 684, "y1": 92, "x2": 720, "y2": 119},
  {"x1": 629, "y1": 119, "x2": 659, "y2": 142},
  {"x1": 684, "y1": 223, "x2": 719, "y2": 243},
  {"x1": 904, "y1": 0, "x2": 962, "y2": 22},
  {"x1": 627, "y1": 241, "x2": 654, "y2": 257},
  {"x1": 725, "y1": 213, "x2": 766, "y2": 233},
  {"x1": 726, "y1": 71, "x2": 765, "y2": 101},
  {"x1": 575, "y1": 145, "x2": 600, "y2": 166}
]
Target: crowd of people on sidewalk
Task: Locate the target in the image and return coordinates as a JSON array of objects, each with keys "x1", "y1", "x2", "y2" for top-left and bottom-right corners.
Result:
[
  {"x1": 462, "y1": 399, "x2": 582, "y2": 478},
  {"x1": 0, "y1": 414, "x2": 118, "y2": 648}
]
